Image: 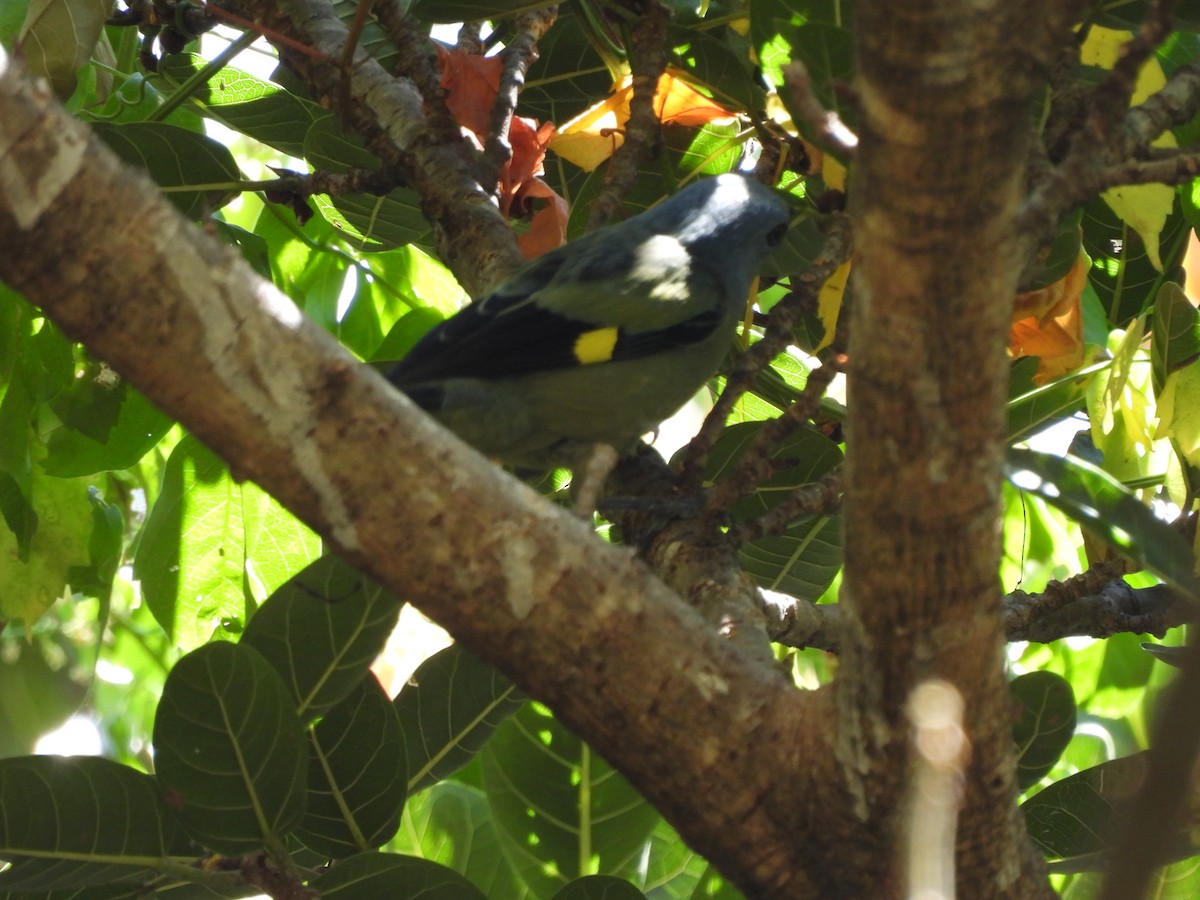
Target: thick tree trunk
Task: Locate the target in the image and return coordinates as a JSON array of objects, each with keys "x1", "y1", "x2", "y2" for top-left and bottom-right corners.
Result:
[{"x1": 835, "y1": 3, "x2": 1061, "y2": 895}]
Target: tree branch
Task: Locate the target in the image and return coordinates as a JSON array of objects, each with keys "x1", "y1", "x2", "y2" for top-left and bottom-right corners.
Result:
[
  {"x1": 680, "y1": 212, "x2": 853, "y2": 488},
  {"x1": 483, "y1": 7, "x2": 558, "y2": 177},
  {"x1": 223, "y1": 0, "x2": 524, "y2": 295},
  {"x1": 586, "y1": 0, "x2": 671, "y2": 230},
  {"x1": 0, "y1": 49, "x2": 836, "y2": 898}
]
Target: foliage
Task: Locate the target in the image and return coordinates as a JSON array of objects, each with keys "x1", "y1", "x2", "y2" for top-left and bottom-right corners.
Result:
[{"x1": 2, "y1": 0, "x2": 1200, "y2": 897}]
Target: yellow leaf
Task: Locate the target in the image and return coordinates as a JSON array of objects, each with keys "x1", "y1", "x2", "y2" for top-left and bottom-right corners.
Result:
[
  {"x1": 1080, "y1": 26, "x2": 1167, "y2": 105},
  {"x1": 1081, "y1": 26, "x2": 1177, "y2": 272},
  {"x1": 1102, "y1": 182, "x2": 1176, "y2": 272},
  {"x1": 549, "y1": 67, "x2": 737, "y2": 172},
  {"x1": 1086, "y1": 321, "x2": 1163, "y2": 482},
  {"x1": 814, "y1": 260, "x2": 851, "y2": 352},
  {"x1": 1155, "y1": 361, "x2": 1200, "y2": 467}
]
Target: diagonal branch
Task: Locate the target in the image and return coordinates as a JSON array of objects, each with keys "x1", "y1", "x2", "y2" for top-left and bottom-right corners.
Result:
[{"x1": 0, "y1": 49, "x2": 834, "y2": 899}]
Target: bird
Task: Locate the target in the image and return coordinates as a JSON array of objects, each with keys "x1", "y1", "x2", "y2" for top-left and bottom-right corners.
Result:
[{"x1": 386, "y1": 173, "x2": 791, "y2": 469}]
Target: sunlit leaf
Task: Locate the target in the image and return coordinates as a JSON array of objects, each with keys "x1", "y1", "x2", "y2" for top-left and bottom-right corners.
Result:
[{"x1": 1005, "y1": 448, "x2": 1200, "y2": 598}]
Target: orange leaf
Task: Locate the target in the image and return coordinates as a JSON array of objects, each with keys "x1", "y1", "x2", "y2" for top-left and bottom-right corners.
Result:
[
  {"x1": 515, "y1": 178, "x2": 569, "y2": 259},
  {"x1": 550, "y1": 67, "x2": 737, "y2": 171},
  {"x1": 436, "y1": 44, "x2": 503, "y2": 138},
  {"x1": 1009, "y1": 250, "x2": 1088, "y2": 383}
]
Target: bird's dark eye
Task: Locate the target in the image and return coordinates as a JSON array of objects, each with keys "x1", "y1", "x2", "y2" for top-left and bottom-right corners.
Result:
[{"x1": 766, "y1": 223, "x2": 788, "y2": 247}]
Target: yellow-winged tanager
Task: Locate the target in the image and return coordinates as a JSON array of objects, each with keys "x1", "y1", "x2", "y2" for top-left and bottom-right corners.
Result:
[{"x1": 386, "y1": 173, "x2": 790, "y2": 468}]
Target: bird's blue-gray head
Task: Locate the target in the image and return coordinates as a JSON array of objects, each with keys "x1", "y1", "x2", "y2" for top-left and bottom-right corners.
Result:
[{"x1": 637, "y1": 173, "x2": 790, "y2": 299}]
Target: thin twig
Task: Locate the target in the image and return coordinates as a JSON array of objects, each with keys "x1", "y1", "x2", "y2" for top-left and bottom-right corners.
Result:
[
  {"x1": 1083, "y1": 0, "x2": 1176, "y2": 142},
  {"x1": 729, "y1": 466, "x2": 843, "y2": 545},
  {"x1": 586, "y1": 0, "x2": 672, "y2": 230},
  {"x1": 483, "y1": 7, "x2": 558, "y2": 180},
  {"x1": 1123, "y1": 56, "x2": 1200, "y2": 150},
  {"x1": 781, "y1": 61, "x2": 858, "y2": 161},
  {"x1": 371, "y1": 0, "x2": 461, "y2": 145},
  {"x1": 679, "y1": 212, "x2": 853, "y2": 489}
]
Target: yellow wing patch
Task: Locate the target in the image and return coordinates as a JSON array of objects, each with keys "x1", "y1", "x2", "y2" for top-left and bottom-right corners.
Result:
[{"x1": 574, "y1": 327, "x2": 619, "y2": 365}]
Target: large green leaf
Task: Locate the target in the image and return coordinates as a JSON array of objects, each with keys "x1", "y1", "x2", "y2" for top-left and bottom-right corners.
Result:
[
  {"x1": 1022, "y1": 752, "x2": 1199, "y2": 872},
  {"x1": 133, "y1": 434, "x2": 320, "y2": 648},
  {"x1": 392, "y1": 780, "x2": 523, "y2": 897},
  {"x1": 17, "y1": 0, "x2": 110, "y2": 99},
  {"x1": 482, "y1": 703, "x2": 660, "y2": 898},
  {"x1": 1005, "y1": 448, "x2": 1200, "y2": 598},
  {"x1": 152, "y1": 641, "x2": 308, "y2": 855},
  {"x1": 91, "y1": 122, "x2": 241, "y2": 219},
  {"x1": 293, "y1": 674, "x2": 407, "y2": 858},
  {"x1": 0, "y1": 470, "x2": 96, "y2": 624},
  {"x1": 309, "y1": 852, "x2": 488, "y2": 899},
  {"x1": 1011, "y1": 671, "x2": 1077, "y2": 791},
  {"x1": 1151, "y1": 282, "x2": 1200, "y2": 392},
  {"x1": 1006, "y1": 358, "x2": 1097, "y2": 445},
  {"x1": 157, "y1": 54, "x2": 323, "y2": 159},
  {"x1": 0, "y1": 756, "x2": 190, "y2": 891},
  {"x1": 699, "y1": 422, "x2": 844, "y2": 599},
  {"x1": 43, "y1": 383, "x2": 172, "y2": 477},
  {"x1": 240, "y1": 554, "x2": 403, "y2": 721},
  {"x1": 1082, "y1": 193, "x2": 1189, "y2": 327},
  {"x1": 394, "y1": 644, "x2": 525, "y2": 794}
]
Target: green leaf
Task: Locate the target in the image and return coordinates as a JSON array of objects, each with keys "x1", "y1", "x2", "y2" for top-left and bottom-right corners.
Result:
[
  {"x1": 753, "y1": 1, "x2": 855, "y2": 129},
  {"x1": 1152, "y1": 282, "x2": 1200, "y2": 391},
  {"x1": 1022, "y1": 752, "x2": 1198, "y2": 871},
  {"x1": 1020, "y1": 211, "x2": 1084, "y2": 290},
  {"x1": 553, "y1": 875, "x2": 647, "y2": 899},
  {"x1": 17, "y1": 0, "x2": 111, "y2": 100},
  {"x1": 482, "y1": 704, "x2": 660, "y2": 896},
  {"x1": 133, "y1": 434, "x2": 320, "y2": 649},
  {"x1": 240, "y1": 554, "x2": 402, "y2": 720},
  {"x1": 668, "y1": 25, "x2": 761, "y2": 115},
  {"x1": 394, "y1": 644, "x2": 525, "y2": 794},
  {"x1": 0, "y1": 638, "x2": 86, "y2": 757},
  {"x1": 1006, "y1": 358, "x2": 1097, "y2": 445},
  {"x1": 393, "y1": 780, "x2": 524, "y2": 897},
  {"x1": 152, "y1": 641, "x2": 308, "y2": 855},
  {"x1": 157, "y1": 54, "x2": 323, "y2": 159},
  {"x1": 1082, "y1": 193, "x2": 1189, "y2": 327},
  {"x1": 1005, "y1": 448, "x2": 1200, "y2": 598},
  {"x1": 308, "y1": 852, "x2": 488, "y2": 899},
  {"x1": 0, "y1": 471, "x2": 95, "y2": 624},
  {"x1": 521, "y1": 7, "x2": 611, "y2": 125},
  {"x1": 1011, "y1": 672, "x2": 1077, "y2": 791},
  {"x1": 43, "y1": 384, "x2": 172, "y2": 477},
  {"x1": 698, "y1": 423, "x2": 844, "y2": 599},
  {"x1": 91, "y1": 122, "x2": 241, "y2": 219},
  {"x1": 0, "y1": 755, "x2": 190, "y2": 891},
  {"x1": 294, "y1": 674, "x2": 407, "y2": 857}
]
